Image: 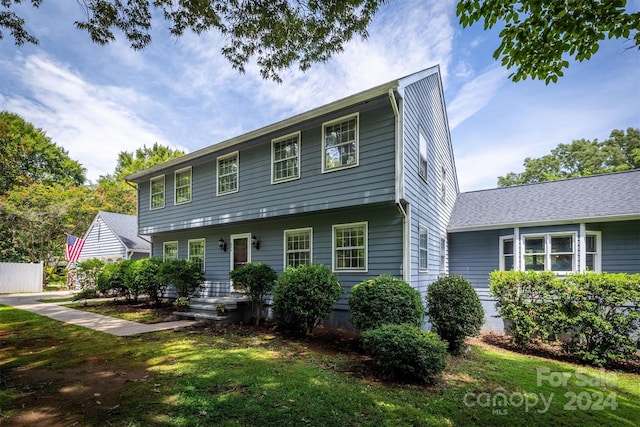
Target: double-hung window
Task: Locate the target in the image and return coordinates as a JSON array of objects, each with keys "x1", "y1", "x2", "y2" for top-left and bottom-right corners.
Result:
[
  {"x1": 217, "y1": 152, "x2": 238, "y2": 195},
  {"x1": 150, "y1": 175, "x2": 165, "y2": 209},
  {"x1": 522, "y1": 233, "x2": 576, "y2": 272},
  {"x1": 174, "y1": 168, "x2": 191, "y2": 204},
  {"x1": 333, "y1": 222, "x2": 367, "y2": 271},
  {"x1": 322, "y1": 114, "x2": 359, "y2": 172},
  {"x1": 188, "y1": 239, "x2": 205, "y2": 271},
  {"x1": 163, "y1": 241, "x2": 178, "y2": 261},
  {"x1": 440, "y1": 236, "x2": 447, "y2": 272},
  {"x1": 585, "y1": 232, "x2": 601, "y2": 272},
  {"x1": 272, "y1": 133, "x2": 300, "y2": 183},
  {"x1": 284, "y1": 228, "x2": 312, "y2": 268},
  {"x1": 500, "y1": 236, "x2": 515, "y2": 270},
  {"x1": 419, "y1": 129, "x2": 428, "y2": 180},
  {"x1": 419, "y1": 225, "x2": 428, "y2": 271}
]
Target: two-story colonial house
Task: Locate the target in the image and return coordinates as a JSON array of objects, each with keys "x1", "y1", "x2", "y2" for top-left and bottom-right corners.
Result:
[{"x1": 125, "y1": 66, "x2": 457, "y2": 327}]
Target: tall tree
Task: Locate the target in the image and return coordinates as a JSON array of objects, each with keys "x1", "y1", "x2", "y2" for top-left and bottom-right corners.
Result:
[
  {"x1": 1, "y1": 0, "x2": 384, "y2": 82},
  {"x1": 457, "y1": 0, "x2": 640, "y2": 83},
  {"x1": 0, "y1": 111, "x2": 86, "y2": 194},
  {"x1": 498, "y1": 128, "x2": 640, "y2": 186}
]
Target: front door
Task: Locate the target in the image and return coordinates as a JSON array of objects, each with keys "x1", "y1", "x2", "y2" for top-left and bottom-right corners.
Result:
[{"x1": 230, "y1": 234, "x2": 251, "y2": 292}]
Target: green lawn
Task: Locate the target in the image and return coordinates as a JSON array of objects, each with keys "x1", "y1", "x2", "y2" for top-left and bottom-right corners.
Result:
[{"x1": 0, "y1": 305, "x2": 638, "y2": 426}]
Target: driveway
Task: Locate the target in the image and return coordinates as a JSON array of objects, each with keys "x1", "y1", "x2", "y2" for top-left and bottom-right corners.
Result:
[{"x1": 0, "y1": 291, "x2": 197, "y2": 336}]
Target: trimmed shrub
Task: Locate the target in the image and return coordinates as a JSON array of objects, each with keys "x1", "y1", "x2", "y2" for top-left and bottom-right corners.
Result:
[
  {"x1": 97, "y1": 261, "x2": 130, "y2": 298},
  {"x1": 348, "y1": 274, "x2": 424, "y2": 331},
  {"x1": 76, "y1": 258, "x2": 106, "y2": 290},
  {"x1": 272, "y1": 264, "x2": 343, "y2": 335},
  {"x1": 229, "y1": 263, "x2": 277, "y2": 325},
  {"x1": 426, "y1": 275, "x2": 485, "y2": 354},
  {"x1": 126, "y1": 257, "x2": 164, "y2": 305},
  {"x1": 158, "y1": 259, "x2": 205, "y2": 298},
  {"x1": 362, "y1": 323, "x2": 447, "y2": 383}
]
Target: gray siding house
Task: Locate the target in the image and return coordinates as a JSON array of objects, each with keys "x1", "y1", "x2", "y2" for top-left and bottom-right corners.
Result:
[
  {"x1": 79, "y1": 211, "x2": 151, "y2": 262},
  {"x1": 448, "y1": 170, "x2": 640, "y2": 331},
  {"x1": 125, "y1": 66, "x2": 458, "y2": 327}
]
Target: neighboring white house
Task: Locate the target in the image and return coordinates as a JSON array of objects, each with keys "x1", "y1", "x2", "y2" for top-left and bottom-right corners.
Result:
[{"x1": 79, "y1": 211, "x2": 151, "y2": 262}]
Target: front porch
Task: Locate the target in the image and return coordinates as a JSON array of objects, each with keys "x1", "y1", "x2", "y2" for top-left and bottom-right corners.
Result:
[{"x1": 172, "y1": 280, "x2": 252, "y2": 323}]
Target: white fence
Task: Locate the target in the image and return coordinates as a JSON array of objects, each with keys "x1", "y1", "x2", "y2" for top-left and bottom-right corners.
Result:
[{"x1": 0, "y1": 262, "x2": 44, "y2": 293}]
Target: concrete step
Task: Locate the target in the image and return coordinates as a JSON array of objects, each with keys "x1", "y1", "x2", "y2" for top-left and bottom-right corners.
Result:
[
  {"x1": 173, "y1": 311, "x2": 229, "y2": 321},
  {"x1": 187, "y1": 303, "x2": 236, "y2": 312},
  {"x1": 191, "y1": 296, "x2": 250, "y2": 304}
]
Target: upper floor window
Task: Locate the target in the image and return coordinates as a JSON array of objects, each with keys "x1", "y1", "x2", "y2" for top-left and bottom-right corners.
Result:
[
  {"x1": 419, "y1": 129, "x2": 428, "y2": 181},
  {"x1": 150, "y1": 175, "x2": 165, "y2": 210},
  {"x1": 272, "y1": 133, "x2": 300, "y2": 183},
  {"x1": 419, "y1": 225, "x2": 428, "y2": 271},
  {"x1": 218, "y1": 152, "x2": 239, "y2": 195},
  {"x1": 188, "y1": 239, "x2": 205, "y2": 271},
  {"x1": 523, "y1": 233, "x2": 576, "y2": 273},
  {"x1": 441, "y1": 166, "x2": 447, "y2": 202},
  {"x1": 440, "y1": 236, "x2": 447, "y2": 272},
  {"x1": 284, "y1": 228, "x2": 312, "y2": 268},
  {"x1": 163, "y1": 241, "x2": 178, "y2": 261},
  {"x1": 174, "y1": 167, "x2": 191, "y2": 205},
  {"x1": 500, "y1": 236, "x2": 514, "y2": 270},
  {"x1": 333, "y1": 221, "x2": 367, "y2": 271},
  {"x1": 322, "y1": 113, "x2": 359, "y2": 172},
  {"x1": 585, "y1": 232, "x2": 601, "y2": 272}
]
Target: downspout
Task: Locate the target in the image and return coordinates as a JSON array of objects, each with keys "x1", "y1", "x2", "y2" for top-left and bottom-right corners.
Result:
[{"x1": 389, "y1": 88, "x2": 410, "y2": 282}]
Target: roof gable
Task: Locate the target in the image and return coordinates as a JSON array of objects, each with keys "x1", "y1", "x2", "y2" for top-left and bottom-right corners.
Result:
[
  {"x1": 448, "y1": 170, "x2": 640, "y2": 232},
  {"x1": 90, "y1": 211, "x2": 150, "y2": 252}
]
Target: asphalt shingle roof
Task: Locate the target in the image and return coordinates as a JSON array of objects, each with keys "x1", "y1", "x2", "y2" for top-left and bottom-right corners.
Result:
[
  {"x1": 448, "y1": 170, "x2": 640, "y2": 232},
  {"x1": 98, "y1": 211, "x2": 150, "y2": 252}
]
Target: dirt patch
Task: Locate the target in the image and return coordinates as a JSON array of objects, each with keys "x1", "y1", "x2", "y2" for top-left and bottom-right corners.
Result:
[{"x1": 1, "y1": 364, "x2": 148, "y2": 426}]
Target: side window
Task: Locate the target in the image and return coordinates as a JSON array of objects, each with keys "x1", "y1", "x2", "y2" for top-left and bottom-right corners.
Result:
[
  {"x1": 419, "y1": 129, "x2": 428, "y2": 181},
  {"x1": 174, "y1": 168, "x2": 192, "y2": 205},
  {"x1": 150, "y1": 175, "x2": 165, "y2": 209},
  {"x1": 217, "y1": 152, "x2": 239, "y2": 195},
  {"x1": 499, "y1": 236, "x2": 514, "y2": 270},
  {"x1": 322, "y1": 113, "x2": 359, "y2": 172},
  {"x1": 585, "y1": 232, "x2": 601, "y2": 272},
  {"x1": 163, "y1": 241, "x2": 178, "y2": 261},
  {"x1": 419, "y1": 225, "x2": 428, "y2": 271},
  {"x1": 440, "y1": 235, "x2": 447, "y2": 272}
]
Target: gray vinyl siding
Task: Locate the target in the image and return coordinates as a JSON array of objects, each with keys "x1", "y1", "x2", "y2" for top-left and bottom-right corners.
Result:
[
  {"x1": 449, "y1": 230, "x2": 504, "y2": 289},
  {"x1": 80, "y1": 217, "x2": 126, "y2": 261},
  {"x1": 401, "y1": 73, "x2": 458, "y2": 296},
  {"x1": 137, "y1": 97, "x2": 396, "y2": 235},
  {"x1": 151, "y1": 203, "x2": 403, "y2": 323},
  {"x1": 588, "y1": 220, "x2": 640, "y2": 273}
]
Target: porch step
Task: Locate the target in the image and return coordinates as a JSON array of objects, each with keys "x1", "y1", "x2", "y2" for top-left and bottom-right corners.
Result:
[{"x1": 173, "y1": 311, "x2": 230, "y2": 321}]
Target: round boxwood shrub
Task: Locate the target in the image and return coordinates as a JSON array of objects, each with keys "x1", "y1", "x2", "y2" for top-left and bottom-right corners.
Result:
[
  {"x1": 362, "y1": 323, "x2": 447, "y2": 383},
  {"x1": 348, "y1": 274, "x2": 424, "y2": 331},
  {"x1": 272, "y1": 264, "x2": 342, "y2": 335},
  {"x1": 426, "y1": 274, "x2": 484, "y2": 355},
  {"x1": 229, "y1": 263, "x2": 278, "y2": 326}
]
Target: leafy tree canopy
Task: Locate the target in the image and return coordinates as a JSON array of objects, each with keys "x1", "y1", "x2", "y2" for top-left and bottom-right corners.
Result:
[
  {"x1": 498, "y1": 128, "x2": 640, "y2": 186},
  {"x1": 0, "y1": 111, "x2": 86, "y2": 194},
  {"x1": 457, "y1": 0, "x2": 640, "y2": 83},
  {"x1": 113, "y1": 142, "x2": 185, "y2": 180},
  {"x1": 1, "y1": 0, "x2": 384, "y2": 82}
]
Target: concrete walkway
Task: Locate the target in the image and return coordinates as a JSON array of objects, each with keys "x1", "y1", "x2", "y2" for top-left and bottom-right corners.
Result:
[{"x1": 0, "y1": 291, "x2": 198, "y2": 337}]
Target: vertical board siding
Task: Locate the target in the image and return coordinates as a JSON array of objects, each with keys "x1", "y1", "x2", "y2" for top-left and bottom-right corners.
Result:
[
  {"x1": 151, "y1": 203, "x2": 403, "y2": 312},
  {"x1": 137, "y1": 97, "x2": 397, "y2": 235},
  {"x1": 0, "y1": 262, "x2": 43, "y2": 293},
  {"x1": 80, "y1": 217, "x2": 126, "y2": 261},
  {"x1": 401, "y1": 73, "x2": 457, "y2": 297}
]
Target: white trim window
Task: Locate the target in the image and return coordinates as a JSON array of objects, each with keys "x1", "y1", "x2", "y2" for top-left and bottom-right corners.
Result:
[
  {"x1": 418, "y1": 128, "x2": 428, "y2": 181},
  {"x1": 150, "y1": 175, "x2": 165, "y2": 210},
  {"x1": 522, "y1": 233, "x2": 576, "y2": 273},
  {"x1": 163, "y1": 241, "x2": 178, "y2": 261},
  {"x1": 322, "y1": 113, "x2": 359, "y2": 172},
  {"x1": 333, "y1": 222, "x2": 367, "y2": 271},
  {"x1": 419, "y1": 225, "x2": 428, "y2": 271},
  {"x1": 585, "y1": 231, "x2": 602, "y2": 272},
  {"x1": 499, "y1": 236, "x2": 515, "y2": 271},
  {"x1": 174, "y1": 167, "x2": 192, "y2": 205},
  {"x1": 272, "y1": 132, "x2": 300, "y2": 183},
  {"x1": 188, "y1": 239, "x2": 205, "y2": 271},
  {"x1": 440, "y1": 235, "x2": 447, "y2": 272},
  {"x1": 441, "y1": 166, "x2": 447, "y2": 202},
  {"x1": 217, "y1": 152, "x2": 239, "y2": 195},
  {"x1": 284, "y1": 228, "x2": 312, "y2": 268}
]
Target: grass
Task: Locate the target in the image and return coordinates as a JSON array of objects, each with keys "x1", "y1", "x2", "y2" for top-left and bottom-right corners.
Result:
[{"x1": 1, "y1": 305, "x2": 639, "y2": 426}]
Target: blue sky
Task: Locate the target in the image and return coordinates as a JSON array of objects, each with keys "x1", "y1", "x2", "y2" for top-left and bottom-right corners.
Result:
[{"x1": 1, "y1": 1, "x2": 638, "y2": 191}]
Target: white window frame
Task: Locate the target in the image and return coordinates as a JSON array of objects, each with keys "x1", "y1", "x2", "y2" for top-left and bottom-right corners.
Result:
[
  {"x1": 174, "y1": 167, "x2": 192, "y2": 205},
  {"x1": 585, "y1": 231, "x2": 602, "y2": 272},
  {"x1": 332, "y1": 221, "x2": 368, "y2": 272},
  {"x1": 217, "y1": 151, "x2": 239, "y2": 196},
  {"x1": 283, "y1": 227, "x2": 313, "y2": 268},
  {"x1": 499, "y1": 235, "x2": 515, "y2": 271},
  {"x1": 521, "y1": 232, "x2": 577, "y2": 273},
  {"x1": 418, "y1": 128, "x2": 428, "y2": 181},
  {"x1": 271, "y1": 132, "x2": 301, "y2": 184},
  {"x1": 150, "y1": 175, "x2": 165, "y2": 210},
  {"x1": 322, "y1": 113, "x2": 359, "y2": 173},
  {"x1": 163, "y1": 241, "x2": 178, "y2": 261},
  {"x1": 188, "y1": 238, "x2": 206, "y2": 271},
  {"x1": 441, "y1": 166, "x2": 447, "y2": 202},
  {"x1": 440, "y1": 235, "x2": 447, "y2": 273},
  {"x1": 419, "y1": 225, "x2": 428, "y2": 272}
]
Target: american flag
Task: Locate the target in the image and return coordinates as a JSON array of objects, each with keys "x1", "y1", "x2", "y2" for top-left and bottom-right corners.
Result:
[{"x1": 65, "y1": 234, "x2": 86, "y2": 262}]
